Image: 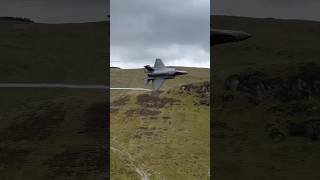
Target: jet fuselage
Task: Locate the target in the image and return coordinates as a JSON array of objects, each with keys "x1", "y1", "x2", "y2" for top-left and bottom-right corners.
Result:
[{"x1": 147, "y1": 68, "x2": 187, "y2": 79}]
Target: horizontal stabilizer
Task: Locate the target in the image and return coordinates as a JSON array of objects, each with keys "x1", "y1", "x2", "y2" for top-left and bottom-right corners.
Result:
[{"x1": 144, "y1": 65, "x2": 154, "y2": 72}]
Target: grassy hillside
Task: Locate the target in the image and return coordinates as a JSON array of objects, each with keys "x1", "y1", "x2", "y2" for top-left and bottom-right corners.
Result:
[
  {"x1": 0, "y1": 20, "x2": 108, "y2": 179},
  {"x1": 212, "y1": 15, "x2": 320, "y2": 180},
  {"x1": 110, "y1": 68, "x2": 210, "y2": 179}
]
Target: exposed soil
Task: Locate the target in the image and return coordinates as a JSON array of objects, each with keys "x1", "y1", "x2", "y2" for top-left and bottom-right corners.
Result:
[
  {"x1": 125, "y1": 108, "x2": 161, "y2": 117},
  {"x1": 136, "y1": 94, "x2": 180, "y2": 108},
  {"x1": 111, "y1": 95, "x2": 130, "y2": 107},
  {"x1": 110, "y1": 107, "x2": 120, "y2": 113}
]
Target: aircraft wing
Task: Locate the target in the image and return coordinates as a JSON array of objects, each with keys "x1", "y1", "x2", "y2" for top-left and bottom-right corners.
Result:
[{"x1": 152, "y1": 78, "x2": 165, "y2": 91}]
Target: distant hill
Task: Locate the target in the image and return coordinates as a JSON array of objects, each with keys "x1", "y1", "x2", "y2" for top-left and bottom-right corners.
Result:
[
  {"x1": 0, "y1": 20, "x2": 108, "y2": 84},
  {"x1": 110, "y1": 66, "x2": 120, "y2": 69},
  {"x1": 212, "y1": 15, "x2": 320, "y2": 180},
  {"x1": 0, "y1": 17, "x2": 34, "y2": 23},
  {"x1": 110, "y1": 67, "x2": 209, "y2": 100}
]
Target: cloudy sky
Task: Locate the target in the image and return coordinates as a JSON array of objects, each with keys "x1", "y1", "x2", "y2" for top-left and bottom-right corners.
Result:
[
  {"x1": 0, "y1": 0, "x2": 108, "y2": 23},
  {"x1": 212, "y1": 0, "x2": 320, "y2": 22},
  {"x1": 111, "y1": 0, "x2": 210, "y2": 69}
]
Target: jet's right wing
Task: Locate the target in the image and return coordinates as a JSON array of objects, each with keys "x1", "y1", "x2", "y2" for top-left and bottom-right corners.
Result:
[{"x1": 152, "y1": 78, "x2": 165, "y2": 91}]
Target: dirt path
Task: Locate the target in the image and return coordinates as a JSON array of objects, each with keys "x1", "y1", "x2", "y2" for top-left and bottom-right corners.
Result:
[{"x1": 110, "y1": 145, "x2": 150, "y2": 180}]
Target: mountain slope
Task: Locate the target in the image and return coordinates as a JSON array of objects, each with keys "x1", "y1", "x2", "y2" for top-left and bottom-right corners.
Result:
[
  {"x1": 0, "y1": 20, "x2": 109, "y2": 179},
  {"x1": 110, "y1": 67, "x2": 210, "y2": 179},
  {"x1": 212, "y1": 15, "x2": 320, "y2": 180}
]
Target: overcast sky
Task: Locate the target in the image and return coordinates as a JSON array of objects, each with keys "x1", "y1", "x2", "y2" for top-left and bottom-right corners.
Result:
[
  {"x1": 0, "y1": 0, "x2": 108, "y2": 23},
  {"x1": 111, "y1": 0, "x2": 210, "y2": 69},
  {"x1": 212, "y1": 0, "x2": 320, "y2": 22}
]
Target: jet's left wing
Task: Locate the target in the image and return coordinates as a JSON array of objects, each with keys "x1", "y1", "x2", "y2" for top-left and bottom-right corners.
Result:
[{"x1": 152, "y1": 78, "x2": 165, "y2": 91}]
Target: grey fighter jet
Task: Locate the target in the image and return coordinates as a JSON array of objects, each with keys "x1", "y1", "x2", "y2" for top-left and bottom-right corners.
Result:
[
  {"x1": 211, "y1": 29, "x2": 251, "y2": 45},
  {"x1": 144, "y1": 59, "x2": 188, "y2": 91},
  {"x1": 211, "y1": 22, "x2": 251, "y2": 46}
]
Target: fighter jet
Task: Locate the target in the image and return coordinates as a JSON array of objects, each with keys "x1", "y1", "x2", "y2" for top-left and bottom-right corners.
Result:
[
  {"x1": 144, "y1": 59, "x2": 188, "y2": 91},
  {"x1": 211, "y1": 23, "x2": 251, "y2": 45},
  {"x1": 211, "y1": 29, "x2": 251, "y2": 45}
]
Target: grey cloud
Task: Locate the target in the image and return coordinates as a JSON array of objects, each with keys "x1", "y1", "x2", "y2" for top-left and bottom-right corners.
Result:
[
  {"x1": 212, "y1": 0, "x2": 320, "y2": 22},
  {"x1": 111, "y1": 0, "x2": 210, "y2": 68},
  {"x1": 0, "y1": 0, "x2": 109, "y2": 23}
]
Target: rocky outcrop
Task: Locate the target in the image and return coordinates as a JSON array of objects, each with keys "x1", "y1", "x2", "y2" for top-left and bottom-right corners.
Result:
[
  {"x1": 223, "y1": 63, "x2": 320, "y2": 102},
  {"x1": 224, "y1": 71, "x2": 274, "y2": 95},
  {"x1": 221, "y1": 63, "x2": 320, "y2": 143},
  {"x1": 180, "y1": 81, "x2": 210, "y2": 106},
  {"x1": 180, "y1": 81, "x2": 210, "y2": 96},
  {"x1": 288, "y1": 120, "x2": 320, "y2": 141}
]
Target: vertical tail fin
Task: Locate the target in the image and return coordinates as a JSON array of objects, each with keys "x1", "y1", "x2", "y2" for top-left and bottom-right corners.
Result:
[{"x1": 154, "y1": 58, "x2": 165, "y2": 69}]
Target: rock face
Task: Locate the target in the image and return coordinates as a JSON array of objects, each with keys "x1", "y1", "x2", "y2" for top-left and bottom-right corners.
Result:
[
  {"x1": 288, "y1": 120, "x2": 320, "y2": 141},
  {"x1": 219, "y1": 63, "x2": 320, "y2": 142},
  {"x1": 223, "y1": 63, "x2": 320, "y2": 102},
  {"x1": 180, "y1": 81, "x2": 210, "y2": 106},
  {"x1": 225, "y1": 71, "x2": 272, "y2": 95},
  {"x1": 181, "y1": 81, "x2": 210, "y2": 96}
]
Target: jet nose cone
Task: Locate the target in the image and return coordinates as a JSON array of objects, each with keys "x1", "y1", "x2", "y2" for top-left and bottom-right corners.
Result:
[
  {"x1": 175, "y1": 71, "x2": 188, "y2": 75},
  {"x1": 237, "y1": 31, "x2": 251, "y2": 41},
  {"x1": 180, "y1": 71, "x2": 188, "y2": 75}
]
